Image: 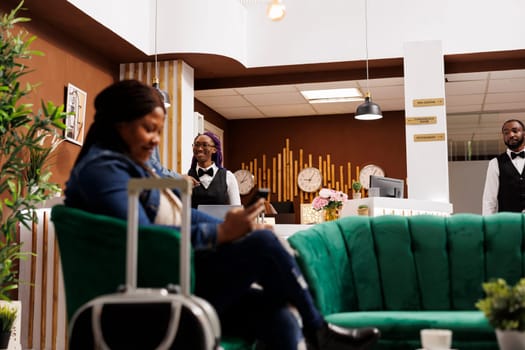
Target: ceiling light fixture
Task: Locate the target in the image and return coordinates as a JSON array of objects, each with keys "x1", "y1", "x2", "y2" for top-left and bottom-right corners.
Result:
[
  {"x1": 301, "y1": 88, "x2": 363, "y2": 104},
  {"x1": 355, "y1": 0, "x2": 382, "y2": 120},
  {"x1": 153, "y1": 0, "x2": 170, "y2": 108},
  {"x1": 267, "y1": 0, "x2": 286, "y2": 21}
]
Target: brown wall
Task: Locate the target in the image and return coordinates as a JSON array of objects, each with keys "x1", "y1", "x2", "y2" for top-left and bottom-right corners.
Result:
[
  {"x1": 225, "y1": 111, "x2": 407, "y2": 215},
  {"x1": 0, "y1": 9, "x2": 119, "y2": 191},
  {"x1": 195, "y1": 99, "x2": 228, "y2": 132}
]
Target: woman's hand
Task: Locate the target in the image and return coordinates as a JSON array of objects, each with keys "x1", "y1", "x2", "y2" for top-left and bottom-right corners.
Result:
[
  {"x1": 183, "y1": 174, "x2": 200, "y2": 188},
  {"x1": 216, "y1": 198, "x2": 270, "y2": 244}
]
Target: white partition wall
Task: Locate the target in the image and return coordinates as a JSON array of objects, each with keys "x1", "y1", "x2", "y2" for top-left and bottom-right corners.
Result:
[
  {"x1": 403, "y1": 41, "x2": 450, "y2": 203},
  {"x1": 178, "y1": 61, "x2": 196, "y2": 174}
]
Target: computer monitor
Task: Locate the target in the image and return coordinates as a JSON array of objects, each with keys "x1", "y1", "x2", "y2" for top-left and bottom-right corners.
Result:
[{"x1": 369, "y1": 175, "x2": 404, "y2": 198}]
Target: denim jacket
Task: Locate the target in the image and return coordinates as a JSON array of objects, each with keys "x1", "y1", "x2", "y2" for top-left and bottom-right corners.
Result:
[{"x1": 64, "y1": 145, "x2": 221, "y2": 249}]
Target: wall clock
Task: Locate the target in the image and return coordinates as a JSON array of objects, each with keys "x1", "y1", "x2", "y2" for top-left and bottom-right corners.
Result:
[
  {"x1": 234, "y1": 169, "x2": 255, "y2": 195},
  {"x1": 297, "y1": 167, "x2": 323, "y2": 193},
  {"x1": 359, "y1": 164, "x2": 385, "y2": 190}
]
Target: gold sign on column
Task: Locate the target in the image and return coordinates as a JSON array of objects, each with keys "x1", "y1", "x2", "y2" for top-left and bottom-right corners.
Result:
[
  {"x1": 413, "y1": 133, "x2": 446, "y2": 142},
  {"x1": 406, "y1": 116, "x2": 437, "y2": 125},
  {"x1": 412, "y1": 98, "x2": 444, "y2": 107}
]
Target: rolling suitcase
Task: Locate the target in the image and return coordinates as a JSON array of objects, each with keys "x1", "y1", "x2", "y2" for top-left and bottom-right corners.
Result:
[{"x1": 68, "y1": 177, "x2": 222, "y2": 350}]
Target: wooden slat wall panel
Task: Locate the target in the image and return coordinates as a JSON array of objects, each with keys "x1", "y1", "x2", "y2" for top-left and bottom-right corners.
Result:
[
  {"x1": 238, "y1": 138, "x2": 363, "y2": 204},
  {"x1": 120, "y1": 60, "x2": 179, "y2": 172},
  {"x1": 19, "y1": 208, "x2": 67, "y2": 350}
]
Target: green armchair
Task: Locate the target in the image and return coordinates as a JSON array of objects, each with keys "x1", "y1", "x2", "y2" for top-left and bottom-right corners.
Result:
[{"x1": 51, "y1": 204, "x2": 252, "y2": 350}]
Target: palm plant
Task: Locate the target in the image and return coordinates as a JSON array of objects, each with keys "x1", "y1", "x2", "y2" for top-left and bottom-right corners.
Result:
[{"x1": 0, "y1": 1, "x2": 67, "y2": 300}]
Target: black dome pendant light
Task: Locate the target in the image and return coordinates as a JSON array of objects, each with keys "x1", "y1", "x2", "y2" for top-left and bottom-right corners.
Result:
[
  {"x1": 355, "y1": 0, "x2": 382, "y2": 120},
  {"x1": 152, "y1": 0, "x2": 170, "y2": 108}
]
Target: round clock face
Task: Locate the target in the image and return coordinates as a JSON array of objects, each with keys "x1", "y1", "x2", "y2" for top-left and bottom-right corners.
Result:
[
  {"x1": 297, "y1": 167, "x2": 323, "y2": 193},
  {"x1": 359, "y1": 164, "x2": 385, "y2": 190},
  {"x1": 234, "y1": 169, "x2": 255, "y2": 195}
]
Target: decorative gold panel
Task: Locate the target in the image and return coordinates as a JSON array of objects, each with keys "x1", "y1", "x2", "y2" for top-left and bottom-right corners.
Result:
[{"x1": 238, "y1": 138, "x2": 363, "y2": 203}]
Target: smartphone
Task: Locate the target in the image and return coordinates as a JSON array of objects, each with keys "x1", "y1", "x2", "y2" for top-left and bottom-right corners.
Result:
[{"x1": 248, "y1": 188, "x2": 270, "y2": 206}]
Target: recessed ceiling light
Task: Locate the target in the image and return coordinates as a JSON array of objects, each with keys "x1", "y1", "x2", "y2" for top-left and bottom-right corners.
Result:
[{"x1": 301, "y1": 88, "x2": 363, "y2": 104}]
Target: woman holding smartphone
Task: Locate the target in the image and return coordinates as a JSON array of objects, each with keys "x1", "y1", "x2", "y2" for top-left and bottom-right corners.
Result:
[{"x1": 64, "y1": 80, "x2": 379, "y2": 350}]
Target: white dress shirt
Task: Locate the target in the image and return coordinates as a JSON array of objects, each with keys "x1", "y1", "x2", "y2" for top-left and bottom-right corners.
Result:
[
  {"x1": 196, "y1": 163, "x2": 241, "y2": 205},
  {"x1": 482, "y1": 148, "x2": 525, "y2": 215}
]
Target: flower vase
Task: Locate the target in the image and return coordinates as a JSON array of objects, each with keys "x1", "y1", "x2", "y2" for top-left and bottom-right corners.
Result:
[
  {"x1": 324, "y1": 206, "x2": 341, "y2": 222},
  {"x1": 496, "y1": 329, "x2": 525, "y2": 350}
]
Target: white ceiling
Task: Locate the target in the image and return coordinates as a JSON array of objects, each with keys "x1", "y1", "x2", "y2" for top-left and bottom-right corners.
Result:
[{"x1": 195, "y1": 69, "x2": 525, "y2": 158}]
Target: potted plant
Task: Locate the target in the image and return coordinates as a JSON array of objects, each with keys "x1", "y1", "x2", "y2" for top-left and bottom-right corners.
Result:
[
  {"x1": 475, "y1": 278, "x2": 525, "y2": 350},
  {"x1": 0, "y1": 1, "x2": 66, "y2": 301},
  {"x1": 352, "y1": 181, "x2": 362, "y2": 199},
  {"x1": 0, "y1": 303, "x2": 17, "y2": 349},
  {"x1": 357, "y1": 204, "x2": 369, "y2": 216}
]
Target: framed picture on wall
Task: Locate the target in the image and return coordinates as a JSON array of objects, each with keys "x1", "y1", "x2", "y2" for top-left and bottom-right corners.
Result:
[{"x1": 64, "y1": 83, "x2": 87, "y2": 146}]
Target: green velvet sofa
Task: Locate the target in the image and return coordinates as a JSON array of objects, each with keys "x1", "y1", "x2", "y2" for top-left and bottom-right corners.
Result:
[{"x1": 287, "y1": 212, "x2": 525, "y2": 350}]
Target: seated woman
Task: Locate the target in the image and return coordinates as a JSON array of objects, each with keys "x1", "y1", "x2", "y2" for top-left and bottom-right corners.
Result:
[
  {"x1": 188, "y1": 131, "x2": 241, "y2": 209},
  {"x1": 64, "y1": 79, "x2": 380, "y2": 350}
]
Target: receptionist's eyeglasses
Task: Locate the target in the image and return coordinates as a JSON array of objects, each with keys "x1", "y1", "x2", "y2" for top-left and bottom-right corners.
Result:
[{"x1": 192, "y1": 142, "x2": 215, "y2": 149}]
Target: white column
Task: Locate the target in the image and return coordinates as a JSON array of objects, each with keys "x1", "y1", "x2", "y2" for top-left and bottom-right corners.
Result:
[
  {"x1": 403, "y1": 41, "x2": 450, "y2": 203},
  {"x1": 172, "y1": 60, "x2": 196, "y2": 174}
]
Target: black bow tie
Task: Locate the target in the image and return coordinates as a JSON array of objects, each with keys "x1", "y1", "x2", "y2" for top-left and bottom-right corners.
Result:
[
  {"x1": 198, "y1": 168, "x2": 213, "y2": 177},
  {"x1": 511, "y1": 151, "x2": 525, "y2": 159}
]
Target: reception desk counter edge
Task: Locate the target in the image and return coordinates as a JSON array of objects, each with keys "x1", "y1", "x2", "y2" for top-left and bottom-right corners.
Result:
[{"x1": 341, "y1": 197, "x2": 453, "y2": 217}]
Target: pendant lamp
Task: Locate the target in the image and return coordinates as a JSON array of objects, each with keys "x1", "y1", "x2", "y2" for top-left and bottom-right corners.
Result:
[
  {"x1": 267, "y1": 0, "x2": 286, "y2": 21},
  {"x1": 355, "y1": 0, "x2": 382, "y2": 120},
  {"x1": 153, "y1": 0, "x2": 171, "y2": 108}
]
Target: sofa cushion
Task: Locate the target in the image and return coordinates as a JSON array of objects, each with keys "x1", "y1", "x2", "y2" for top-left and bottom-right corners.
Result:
[
  {"x1": 447, "y1": 214, "x2": 486, "y2": 309},
  {"x1": 408, "y1": 215, "x2": 450, "y2": 310},
  {"x1": 339, "y1": 216, "x2": 382, "y2": 311},
  {"x1": 288, "y1": 221, "x2": 357, "y2": 315},
  {"x1": 370, "y1": 215, "x2": 421, "y2": 310},
  {"x1": 484, "y1": 212, "x2": 525, "y2": 283},
  {"x1": 325, "y1": 311, "x2": 495, "y2": 349}
]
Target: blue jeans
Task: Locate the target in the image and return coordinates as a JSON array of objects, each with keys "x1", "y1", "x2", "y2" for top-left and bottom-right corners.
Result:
[{"x1": 194, "y1": 230, "x2": 323, "y2": 349}]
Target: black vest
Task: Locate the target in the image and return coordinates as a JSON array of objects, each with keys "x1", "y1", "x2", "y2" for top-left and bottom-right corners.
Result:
[
  {"x1": 497, "y1": 153, "x2": 525, "y2": 212},
  {"x1": 188, "y1": 167, "x2": 229, "y2": 209}
]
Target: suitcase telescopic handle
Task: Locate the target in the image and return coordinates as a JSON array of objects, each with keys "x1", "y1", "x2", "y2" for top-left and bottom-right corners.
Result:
[{"x1": 127, "y1": 177, "x2": 193, "y2": 295}]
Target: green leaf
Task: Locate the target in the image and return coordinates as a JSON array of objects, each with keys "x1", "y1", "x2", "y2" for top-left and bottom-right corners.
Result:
[
  {"x1": 0, "y1": 0, "x2": 67, "y2": 301},
  {"x1": 476, "y1": 278, "x2": 525, "y2": 331}
]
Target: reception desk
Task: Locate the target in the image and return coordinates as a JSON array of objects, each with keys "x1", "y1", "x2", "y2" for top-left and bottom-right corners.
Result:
[{"x1": 341, "y1": 197, "x2": 453, "y2": 217}]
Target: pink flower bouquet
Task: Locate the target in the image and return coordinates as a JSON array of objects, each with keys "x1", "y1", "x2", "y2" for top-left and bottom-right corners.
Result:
[{"x1": 312, "y1": 188, "x2": 348, "y2": 211}]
